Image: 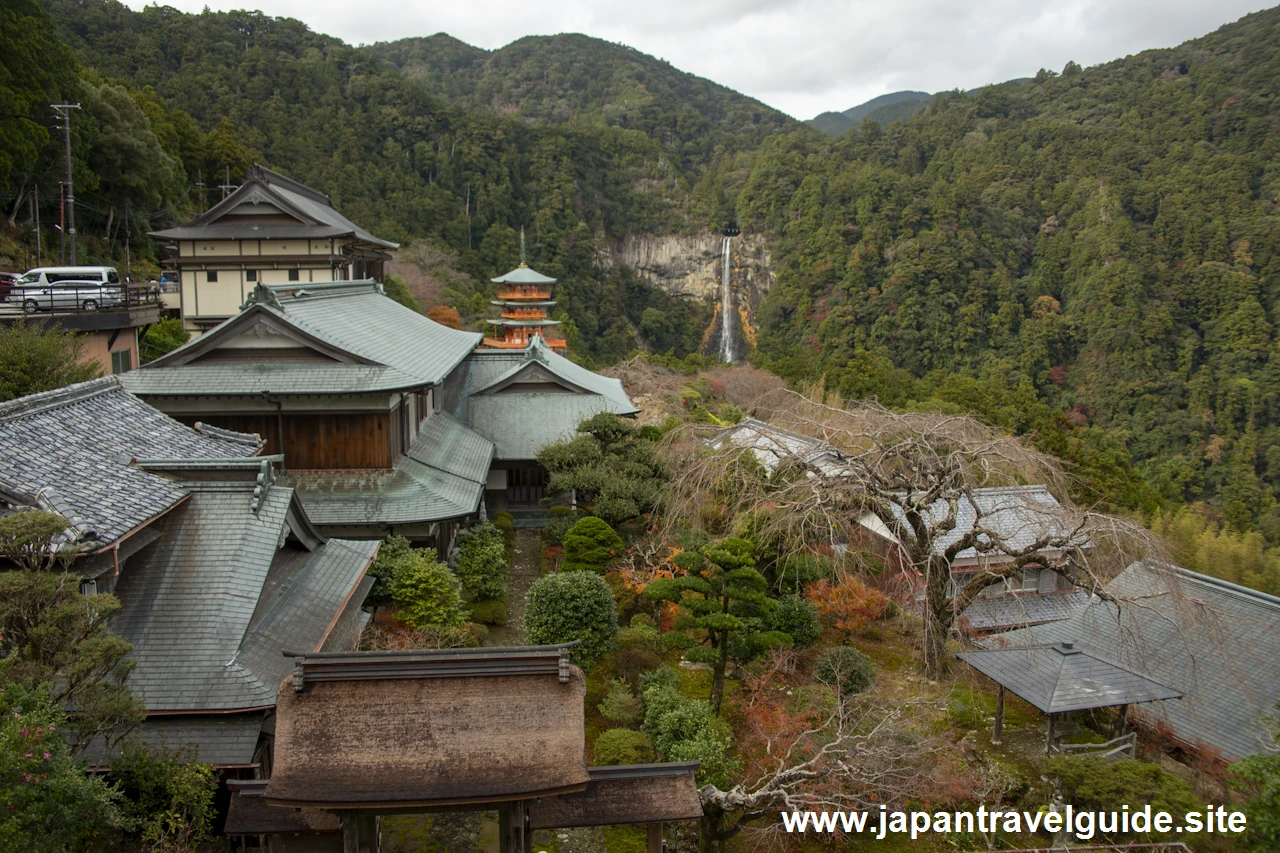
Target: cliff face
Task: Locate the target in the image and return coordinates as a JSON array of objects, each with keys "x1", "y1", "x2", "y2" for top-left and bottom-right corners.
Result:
[{"x1": 605, "y1": 233, "x2": 774, "y2": 359}]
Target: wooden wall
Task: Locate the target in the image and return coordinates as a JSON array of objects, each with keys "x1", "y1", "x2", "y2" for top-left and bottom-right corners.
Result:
[{"x1": 179, "y1": 412, "x2": 393, "y2": 469}]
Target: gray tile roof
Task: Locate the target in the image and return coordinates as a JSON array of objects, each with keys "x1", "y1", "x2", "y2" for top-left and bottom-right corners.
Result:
[
  {"x1": 151, "y1": 164, "x2": 397, "y2": 250},
  {"x1": 447, "y1": 338, "x2": 638, "y2": 461},
  {"x1": 127, "y1": 281, "x2": 482, "y2": 395},
  {"x1": 467, "y1": 394, "x2": 629, "y2": 461},
  {"x1": 887, "y1": 485, "x2": 1075, "y2": 560},
  {"x1": 992, "y1": 564, "x2": 1280, "y2": 759},
  {"x1": 958, "y1": 591, "x2": 1089, "y2": 632},
  {"x1": 284, "y1": 412, "x2": 492, "y2": 525},
  {"x1": 111, "y1": 479, "x2": 376, "y2": 712},
  {"x1": 0, "y1": 377, "x2": 260, "y2": 547},
  {"x1": 82, "y1": 714, "x2": 265, "y2": 768},
  {"x1": 957, "y1": 641, "x2": 1183, "y2": 714}
]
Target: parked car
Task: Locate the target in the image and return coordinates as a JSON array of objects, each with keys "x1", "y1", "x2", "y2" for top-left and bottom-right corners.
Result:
[
  {"x1": 7, "y1": 266, "x2": 123, "y2": 312},
  {"x1": 0, "y1": 272, "x2": 19, "y2": 300}
]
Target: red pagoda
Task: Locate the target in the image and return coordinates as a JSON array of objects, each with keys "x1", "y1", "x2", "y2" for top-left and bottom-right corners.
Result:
[{"x1": 482, "y1": 235, "x2": 567, "y2": 353}]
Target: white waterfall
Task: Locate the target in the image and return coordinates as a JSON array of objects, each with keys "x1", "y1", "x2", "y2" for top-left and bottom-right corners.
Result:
[{"x1": 719, "y1": 235, "x2": 734, "y2": 362}]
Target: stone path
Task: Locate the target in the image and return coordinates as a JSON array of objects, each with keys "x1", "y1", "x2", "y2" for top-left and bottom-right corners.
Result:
[{"x1": 484, "y1": 529, "x2": 542, "y2": 646}]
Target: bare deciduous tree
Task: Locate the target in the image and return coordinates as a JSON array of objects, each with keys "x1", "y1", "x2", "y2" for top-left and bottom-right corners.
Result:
[
  {"x1": 660, "y1": 390, "x2": 1170, "y2": 677},
  {"x1": 696, "y1": 656, "x2": 1011, "y2": 848}
]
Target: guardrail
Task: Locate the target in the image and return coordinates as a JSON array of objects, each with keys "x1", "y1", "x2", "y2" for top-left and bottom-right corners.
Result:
[{"x1": 2, "y1": 283, "x2": 161, "y2": 317}]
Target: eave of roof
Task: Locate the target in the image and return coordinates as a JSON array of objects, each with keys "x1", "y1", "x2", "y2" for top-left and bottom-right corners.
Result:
[{"x1": 490, "y1": 265, "x2": 557, "y2": 284}]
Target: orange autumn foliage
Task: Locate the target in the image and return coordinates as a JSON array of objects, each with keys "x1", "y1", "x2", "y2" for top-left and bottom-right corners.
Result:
[
  {"x1": 806, "y1": 574, "x2": 890, "y2": 641},
  {"x1": 426, "y1": 305, "x2": 462, "y2": 329}
]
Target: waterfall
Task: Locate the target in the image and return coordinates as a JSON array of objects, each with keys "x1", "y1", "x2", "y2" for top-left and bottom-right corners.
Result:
[{"x1": 719, "y1": 235, "x2": 734, "y2": 362}]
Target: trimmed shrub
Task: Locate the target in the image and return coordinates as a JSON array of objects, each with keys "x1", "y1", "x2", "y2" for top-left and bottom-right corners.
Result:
[
  {"x1": 593, "y1": 728, "x2": 655, "y2": 766},
  {"x1": 599, "y1": 679, "x2": 643, "y2": 726},
  {"x1": 562, "y1": 517, "x2": 624, "y2": 572},
  {"x1": 493, "y1": 510, "x2": 515, "y2": 527},
  {"x1": 524, "y1": 571, "x2": 618, "y2": 668},
  {"x1": 765, "y1": 595, "x2": 822, "y2": 648},
  {"x1": 392, "y1": 548, "x2": 465, "y2": 630},
  {"x1": 542, "y1": 513, "x2": 577, "y2": 547},
  {"x1": 641, "y1": 682, "x2": 737, "y2": 786},
  {"x1": 465, "y1": 598, "x2": 508, "y2": 626},
  {"x1": 456, "y1": 522, "x2": 508, "y2": 600},
  {"x1": 814, "y1": 646, "x2": 876, "y2": 699},
  {"x1": 368, "y1": 535, "x2": 417, "y2": 599}
]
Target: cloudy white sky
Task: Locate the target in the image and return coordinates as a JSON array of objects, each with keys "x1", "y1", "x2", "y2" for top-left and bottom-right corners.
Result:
[{"x1": 121, "y1": 1, "x2": 1264, "y2": 119}]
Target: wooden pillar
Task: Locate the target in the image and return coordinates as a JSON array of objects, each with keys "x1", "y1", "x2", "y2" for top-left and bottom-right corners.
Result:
[
  {"x1": 647, "y1": 823, "x2": 664, "y2": 853},
  {"x1": 341, "y1": 815, "x2": 380, "y2": 853},
  {"x1": 500, "y1": 801, "x2": 531, "y2": 853},
  {"x1": 1045, "y1": 713, "x2": 1056, "y2": 756},
  {"x1": 992, "y1": 685, "x2": 1005, "y2": 745},
  {"x1": 1113, "y1": 704, "x2": 1129, "y2": 738}
]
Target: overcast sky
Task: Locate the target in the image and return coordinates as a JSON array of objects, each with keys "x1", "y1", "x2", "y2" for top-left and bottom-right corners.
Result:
[{"x1": 121, "y1": 1, "x2": 1264, "y2": 120}]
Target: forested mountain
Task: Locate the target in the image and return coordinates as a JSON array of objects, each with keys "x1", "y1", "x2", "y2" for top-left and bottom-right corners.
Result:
[
  {"x1": 808, "y1": 90, "x2": 931, "y2": 136},
  {"x1": 366, "y1": 33, "x2": 804, "y2": 170},
  {"x1": 730, "y1": 8, "x2": 1280, "y2": 536},
  {"x1": 7, "y1": 0, "x2": 1280, "y2": 546},
  {"x1": 13, "y1": 0, "x2": 755, "y2": 364}
]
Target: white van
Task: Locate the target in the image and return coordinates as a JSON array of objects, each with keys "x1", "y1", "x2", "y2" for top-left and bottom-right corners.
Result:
[{"x1": 8, "y1": 266, "x2": 123, "y2": 312}]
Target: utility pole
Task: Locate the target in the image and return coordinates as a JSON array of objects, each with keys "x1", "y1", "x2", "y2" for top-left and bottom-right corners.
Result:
[
  {"x1": 218, "y1": 165, "x2": 236, "y2": 200},
  {"x1": 196, "y1": 168, "x2": 205, "y2": 213},
  {"x1": 31, "y1": 186, "x2": 41, "y2": 266},
  {"x1": 124, "y1": 198, "x2": 131, "y2": 280},
  {"x1": 51, "y1": 103, "x2": 80, "y2": 263},
  {"x1": 58, "y1": 183, "x2": 66, "y2": 264}
]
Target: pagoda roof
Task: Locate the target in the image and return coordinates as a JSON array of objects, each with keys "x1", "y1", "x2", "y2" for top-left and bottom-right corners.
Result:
[
  {"x1": 151, "y1": 164, "x2": 397, "y2": 250},
  {"x1": 490, "y1": 300, "x2": 557, "y2": 307},
  {"x1": 490, "y1": 265, "x2": 557, "y2": 285},
  {"x1": 487, "y1": 318, "x2": 563, "y2": 327}
]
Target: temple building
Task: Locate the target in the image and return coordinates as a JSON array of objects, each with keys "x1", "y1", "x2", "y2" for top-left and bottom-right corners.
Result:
[
  {"x1": 149, "y1": 165, "x2": 397, "y2": 334},
  {"x1": 121, "y1": 279, "x2": 637, "y2": 541},
  {"x1": 483, "y1": 242, "x2": 568, "y2": 353}
]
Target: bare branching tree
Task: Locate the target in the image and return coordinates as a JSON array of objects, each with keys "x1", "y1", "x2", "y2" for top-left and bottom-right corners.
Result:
[
  {"x1": 696, "y1": 662, "x2": 1011, "y2": 848},
  {"x1": 660, "y1": 389, "x2": 1171, "y2": 677}
]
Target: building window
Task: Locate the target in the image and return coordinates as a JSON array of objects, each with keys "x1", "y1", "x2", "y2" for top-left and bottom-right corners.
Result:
[
  {"x1": 206, "y1": 271, "x2": 218, "y2": 282},
  {"x1": 1021, "y1": 566, "x2": 1042, "y2": 591},
  {"x1": 288, "y1": 269, "x2": 300, "y2": 282},
  {"x1": 246, "y1": 269, "x2": 257, "y2": 282},
  {"x1": 110, "y1": 349, "x2": 132, "y2": 375}
]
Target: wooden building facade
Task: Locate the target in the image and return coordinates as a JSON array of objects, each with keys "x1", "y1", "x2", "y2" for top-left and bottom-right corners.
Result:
[{"x1": 150, "y1": 165, "x2": 398, "y2": 334}]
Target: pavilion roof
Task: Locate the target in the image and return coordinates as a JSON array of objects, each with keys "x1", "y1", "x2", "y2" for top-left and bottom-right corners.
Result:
[
  {"x1": 994, "y1": 563, "x2": 1280, "y2": 759},
  {"x1": 264, "y1": 645, "x2": 590, "y2": 809},
  {"x1": 957, "y1": 641, "x2": 1183, "y2": 714}
]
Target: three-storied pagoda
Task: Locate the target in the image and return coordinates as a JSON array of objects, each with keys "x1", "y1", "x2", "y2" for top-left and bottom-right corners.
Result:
[{"x1": 483, "y1": 234, "x2": 567, "y2": 353}]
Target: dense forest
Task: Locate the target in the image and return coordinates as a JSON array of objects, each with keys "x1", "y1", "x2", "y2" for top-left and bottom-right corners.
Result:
[
  {"x1": 7, "y1": 0, "x2": 781, "y2": 364},
  {"x1": 5, "y1": 0, "x2": 1280, "y2": 554},
  {"x1": 730, "y1": 8, "x2": 1280, "y2": 540}
]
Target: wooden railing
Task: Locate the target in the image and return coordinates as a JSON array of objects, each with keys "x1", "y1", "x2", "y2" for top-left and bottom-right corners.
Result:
[{"x1": 1053, "y1": 731, "x2": 1137, "y2": 759}]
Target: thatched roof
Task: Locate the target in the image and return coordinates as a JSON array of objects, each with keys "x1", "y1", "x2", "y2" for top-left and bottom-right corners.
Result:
[
  {"x1": 223, "y1": 780, "x2": 340, "y2": 836},
  {"x1": 530, "y1": 764, "x2": 704, "y2": 829},
  {"x1": 264, "y1": 645, "x2": 590, "y2": 809}
]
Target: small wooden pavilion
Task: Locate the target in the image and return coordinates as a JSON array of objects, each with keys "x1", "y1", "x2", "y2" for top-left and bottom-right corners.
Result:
[
  {"x1": 957, "y1": 641, "x2": 1183, "y2": 755},
  {"x1": 230, "y1": 645, "x2": 702, "y2": 853}
]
